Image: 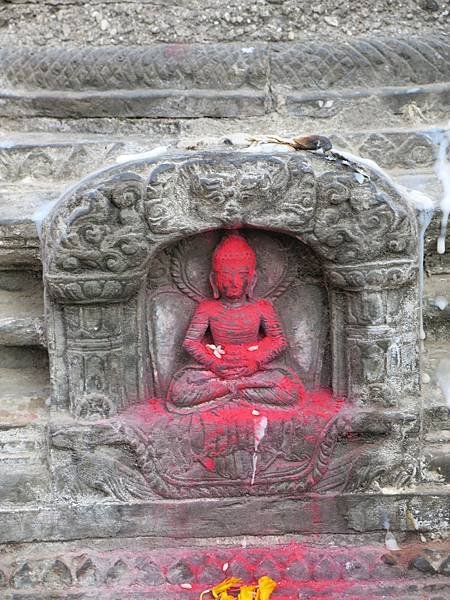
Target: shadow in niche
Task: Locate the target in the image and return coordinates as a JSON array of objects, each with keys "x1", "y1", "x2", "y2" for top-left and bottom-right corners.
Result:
[{"x1": 115, "y1": 229, "x2": 350, "y2": 498}]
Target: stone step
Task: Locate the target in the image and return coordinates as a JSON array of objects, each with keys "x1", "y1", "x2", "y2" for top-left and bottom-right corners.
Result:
[
  {"x1": 0, "y1": 366, "x2": 49, "y2": 425},
  {"x1": 0, "y1": 271, "x2": 45, "y2": 346},
  {"x1": 0, "y1": 126, "x2": 446, "y2": 182},
  {"x1": 0, "y1": 533, "x2": 449, "y2": 599},
  {"x1": 0, "y1": 366, "x2": 50, "y2": 505},
  {"x1": 0, "y1": 38, "x2": 448, "y2": 123}
]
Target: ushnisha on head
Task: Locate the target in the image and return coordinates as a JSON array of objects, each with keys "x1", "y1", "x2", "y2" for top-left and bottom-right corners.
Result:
[{"x1": 210, "y1": 233, "x2": 257, "y2": 300}]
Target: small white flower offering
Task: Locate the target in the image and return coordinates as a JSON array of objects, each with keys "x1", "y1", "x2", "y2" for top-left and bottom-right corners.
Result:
[{"x1": 206, "y1": 344, "x2": 226, "y2": 359}]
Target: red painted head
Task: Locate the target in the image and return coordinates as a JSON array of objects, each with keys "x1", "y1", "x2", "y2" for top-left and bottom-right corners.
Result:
[{"x1": 210, "y1": 234, "x2": 257, "y2": 300}]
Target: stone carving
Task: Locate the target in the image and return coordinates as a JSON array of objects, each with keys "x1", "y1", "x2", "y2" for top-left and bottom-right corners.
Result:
[
  {"x1": 2, "y1": 38, "x2": 448, "y2": 93},
  {"x1": 167, "y1": 233, "x2": 305, "y2": 410},
  {"x1": 325, "y1": 261, "x2": 417, "y2": 290},
  {"x1": 51, "y1": 172, "x2": 147, "y2": 275},
  {"x1": 170, "y1": 234, "x2": 297, "y2": 304},
  {"x1": 42, "y1": 150, "x2": 420, "y2": 500},
  {"x1": 8, "y1": 540, "x2": 448, "y2": 594},
  {"x1": 145, "y1": 156, "x2": 317, "y2": 234},
  {"x1": 2, "y1": 37, "x2": 447, "y2": 119},
  {"x1": 0, "y1": 45, "x2": 268, "y2": 91},
  {"x1": 0, "y1": 142, "x2": 132, "y2": 182},
  {"x1": 311, "y1": 172, "x2": 416, "y2": 264},
  {"x1": 348, "y1": 132, "x2": 436, "y2": 170},
  {"x1": 271, "y1": 36, "x2": 450, "y2": 91},
  {"x1": 51, "y1": 424, "x2": 155, "y2": 501}
]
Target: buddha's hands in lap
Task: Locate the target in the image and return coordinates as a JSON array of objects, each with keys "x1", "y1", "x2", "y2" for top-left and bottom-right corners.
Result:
[{"x1": 210, "y1": 356, "x2": 260, "y2": 380}]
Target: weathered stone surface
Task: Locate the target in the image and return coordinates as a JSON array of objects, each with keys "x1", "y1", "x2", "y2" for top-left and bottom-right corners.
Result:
[
  {"x1": 0, "y1": 346, "x2": 48, "y2": 369},
  {"x1": 0, "y1": 37, "x2": 448, "y2": 118},
  {"x1": 35, "y1": 148, "x2": 425, "y2": 512},
  {"x1": 43, "y1": 559, "x2": 72, "y2": 587},
  {"x1": 271, "y1": 37, "x2": 450, "y2": 91},
  {"x1": 104, "y1": 559, "x2": 129, "y2": 584},
  {"x1": 438, "y1": 556, "x2": 450, "y2": 575},
  {"x1": 0, "y1": 0, "x2": 448, "y2": 48},
  {"x1": 342, "y1": 559, "x2": 371, "y2": 580},
  {"x1": 165, "y1": 559, "x2": 194, "y2": 584},
  {"x1": 0, "y1": 45, "x2": 269, "y2": 92},
  {"x1": 134, "y1": 558, "x2": 165, "y2": 586},
  {"x1": 0, "y1": 45, "x2": 269, "y2": 118},
  {"x1": 409, "y1": 555, "x2": 437, "y2": 574},
  {"x1": 0, "y1": 137, "x2": 157, "y2": 182},
  {"x1": 0, "y1": 488, "x2": 449, "y2": 544},
  {"x1": 75, "y1": 557, "x2": 97, "y2": 586},
  {"x1": 312, "y1": 556, "x2": 342, "y2": 580},
  {"x1": 0, "y1": 30, "x2": 446, "y2": 588},
  {"x1": 286, "y1": 559, "x2": 311, "y2": 581},
  {"x1": 0, "y1": 274, "x2": 45, "y2": 347},
  {"x1": 10, "y1": 558, "x2": 72, "y2": 589},
  {"x1": 330, "y1": 130, "x2": 439, "y2": 171},
  {"x1": 1, "y1": 536, "x2": 449, "y2": 597}
]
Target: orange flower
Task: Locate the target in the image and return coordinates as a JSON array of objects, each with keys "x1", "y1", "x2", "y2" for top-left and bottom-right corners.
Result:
[
  {"x1": 238, "y1": 585, "x2": 257, "y2": 599},
  {"x1": 218, "y1": 593, "x2": 236, "y2": 600},
  {"x1": 211, "y1": 577, "x2": 242, "y2": 599},
  {"x1": 255, "y1": 576, "x2": 277, "y2": 600}
]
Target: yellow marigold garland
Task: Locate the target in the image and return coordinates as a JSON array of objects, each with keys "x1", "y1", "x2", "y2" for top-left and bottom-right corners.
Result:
[{"x1": 200, "y1": 576, "x2": 277, "y2": 599}]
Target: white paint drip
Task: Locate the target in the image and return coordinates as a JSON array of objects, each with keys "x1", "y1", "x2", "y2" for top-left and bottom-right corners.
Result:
[
  {"x1": 422, "y1": 372, "x2": 431, "y2": 384},
  {"x1": 115, "y1": 145, "x2": 169, "y2": 164},
  {"x1": 242, "y1": 142, "x2": 293, "y2": 154},
  {"x1": 381, "y1": 514, "x2": 390, "y2": 531},
  {"x1": 385, "y1": 530, "x2": 401, "y2": 552},
  {"x1": 434, "y1": 296, "x2": 449, "y2": 310},
  {"x1": 251, "y1": 414, "x2": 268, "y2": 485},
  {"x1": 32, "y1": 198, "x2": 59, "y2": 239},
  {"x1": 436, "y1": 359, "x2": 450, "y2": 409},
  {"x1": 435, "y1": 128, "x2": 450, "y2": 254}
]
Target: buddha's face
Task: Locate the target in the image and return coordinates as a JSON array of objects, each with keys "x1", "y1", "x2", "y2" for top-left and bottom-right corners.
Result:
[{"x1": 213, "y1": 266, "x2": 254, "y2": 300}]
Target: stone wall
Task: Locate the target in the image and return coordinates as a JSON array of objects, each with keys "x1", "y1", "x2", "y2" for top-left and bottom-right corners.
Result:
[
  {"x1": 0, "y1": 3, "x2": 449, "y2": 598},
  {"x1": 0, "y1": 0, "x2": 448, "y2": 46}
]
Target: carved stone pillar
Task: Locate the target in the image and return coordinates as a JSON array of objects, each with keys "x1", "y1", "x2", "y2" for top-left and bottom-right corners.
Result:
[
  {"x1": 63, "y1": 304, "x2": 125, "y2": 419},
  {"x1": 326, "y1": 260, "x2": 419, "y2": 405}
]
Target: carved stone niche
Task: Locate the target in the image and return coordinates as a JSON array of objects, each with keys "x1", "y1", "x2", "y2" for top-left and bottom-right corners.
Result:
[{"x1": 43, "y1": 151, "x2": 420, "y2": 501}]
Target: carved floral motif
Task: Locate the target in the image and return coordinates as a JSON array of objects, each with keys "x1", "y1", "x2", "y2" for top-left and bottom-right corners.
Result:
[
  {"x1": 310, "y1": 172, "x2": 416, "y2": 264},
  {"x1": 50, "y1": 172, "x2": 148, "y2": 276}
]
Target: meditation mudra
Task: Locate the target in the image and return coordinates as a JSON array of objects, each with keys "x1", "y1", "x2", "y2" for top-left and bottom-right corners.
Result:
[{"x1": 167, "y1": 233, "x2": 305, "y2": 409}]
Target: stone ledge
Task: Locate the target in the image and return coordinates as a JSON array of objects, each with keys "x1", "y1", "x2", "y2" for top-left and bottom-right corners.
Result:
[
  {"x1": 0, "y1": 36, "x2": 448, "y2": 118},
  {"x1": 0, "y1": 128, "x2": 444, "y2": 182},
  {"x1": 0, "y1": 536, "x2": 449, "y2": 599},
  {"x1": 1, "y1": 489, "x2": 449, "y2": 544},
  {"x1": 2, "y1": 38, "x2": 448, "y2": 92}
]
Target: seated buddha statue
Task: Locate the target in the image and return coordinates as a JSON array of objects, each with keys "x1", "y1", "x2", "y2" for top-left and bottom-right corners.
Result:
[{"x1": 167, "y1": 233, "x2": 305, "y2": 411}]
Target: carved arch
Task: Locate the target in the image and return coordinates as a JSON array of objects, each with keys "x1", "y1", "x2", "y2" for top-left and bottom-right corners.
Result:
[{"x1": 42, "y1": 151, "x2": 419, "y2": 418}]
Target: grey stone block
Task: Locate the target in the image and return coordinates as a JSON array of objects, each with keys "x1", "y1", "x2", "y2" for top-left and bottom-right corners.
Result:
[
  {"x1": 134, "y1": 559, "x2": 165, "y2": 586},
  {"x1": 165, "y1": 560, "x2": 194, "y2": 584}
]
